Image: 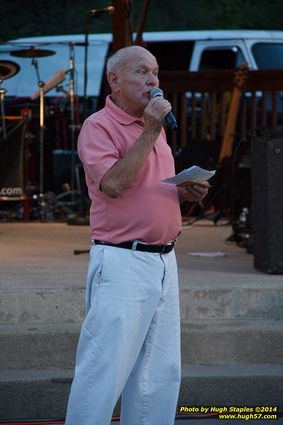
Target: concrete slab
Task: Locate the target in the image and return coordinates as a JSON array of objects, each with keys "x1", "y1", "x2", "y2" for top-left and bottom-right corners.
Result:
[
  {"x1": 1, "y1": 366, "x2": 282, "y2": 420},
  {"x1": 1, "y1": 319, "x2": 283, "y2": 368},
  {"x1": 0, "y1": 220, "x2": 282, "y2": 420},
  {"x1": 1, "y1": 221, "x2": 283, "y2": 324}
]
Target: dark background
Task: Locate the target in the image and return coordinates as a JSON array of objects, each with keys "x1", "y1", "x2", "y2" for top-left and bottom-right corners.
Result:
[{"x1": 1, "y1": 0, "x2": 283, "y2": 41}]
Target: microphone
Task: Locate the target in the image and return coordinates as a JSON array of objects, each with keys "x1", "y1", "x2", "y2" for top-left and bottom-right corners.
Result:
[
  {"x1": 88, "y1": 5, "x2": 115, "y2": 16},
  {"x1": 149, "y1": 88, "x2": 178, "y2": 131}
]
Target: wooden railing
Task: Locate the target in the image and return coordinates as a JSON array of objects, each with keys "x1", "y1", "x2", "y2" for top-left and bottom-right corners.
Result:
[{"x1": 159, "y1": 68, "x2": 283, "y2": 167}]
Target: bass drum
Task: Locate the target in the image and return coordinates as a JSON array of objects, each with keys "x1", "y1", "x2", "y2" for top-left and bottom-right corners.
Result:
[{"x1": 0, "y1": 114, "x2": 28, "y2": 201}]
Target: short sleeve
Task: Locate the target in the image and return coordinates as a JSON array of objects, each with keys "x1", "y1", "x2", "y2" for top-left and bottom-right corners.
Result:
[{"x1": 78, "y1": 118, "x2": 119, "y2": 188}]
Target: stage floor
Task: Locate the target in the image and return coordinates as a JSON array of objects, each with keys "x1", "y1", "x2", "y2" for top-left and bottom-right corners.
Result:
[
  {"x1": 1, "y1": 218, "x2": 282, "y2": 295},
  {"x1": 0, "y1": 218, "x2": 278, "y2": 288}
]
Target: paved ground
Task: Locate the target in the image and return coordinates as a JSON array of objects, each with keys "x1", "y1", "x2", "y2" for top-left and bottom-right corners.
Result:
[{"x1": 0, "y1": 218, "x2": 282, "y2": 422}]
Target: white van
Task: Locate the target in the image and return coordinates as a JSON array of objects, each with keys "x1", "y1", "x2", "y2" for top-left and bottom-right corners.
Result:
[
  {"x1": 1, "y1": 29, "x2": 283, "y2": 100},
  {"x1": 0, "y1": 33, "x2": 111, "y2": 99}
]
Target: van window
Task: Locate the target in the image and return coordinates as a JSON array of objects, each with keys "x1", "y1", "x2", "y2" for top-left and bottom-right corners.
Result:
[
  {"x1": 252, "y1": 42, "x2": 283, "y2": 68},
  {"x1": 199, "y1": 47, "x2": 245, "y2": 70},
  {"x1": 147, "y1": 41, "x2": 194, "y2": 71}
]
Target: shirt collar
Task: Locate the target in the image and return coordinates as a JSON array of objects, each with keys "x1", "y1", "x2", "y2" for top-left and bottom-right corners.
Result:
[{"x1": 105, "y1": 95, "x2": 144, "y2": 126}]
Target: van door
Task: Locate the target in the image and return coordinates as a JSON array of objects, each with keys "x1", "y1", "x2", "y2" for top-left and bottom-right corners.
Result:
[{"x1": 190, "y1": 40, "x2": 253, "y2": 71}]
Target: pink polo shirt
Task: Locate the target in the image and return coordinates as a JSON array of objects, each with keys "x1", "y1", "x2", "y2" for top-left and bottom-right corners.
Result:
[{"x1": 78, "y1": 96, "x2": 182, "y2": 244}]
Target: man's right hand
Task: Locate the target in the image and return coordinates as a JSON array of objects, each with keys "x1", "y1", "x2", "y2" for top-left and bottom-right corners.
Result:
[{"x1": 143, "y1": 96, "x2": 172, "y2": 134}]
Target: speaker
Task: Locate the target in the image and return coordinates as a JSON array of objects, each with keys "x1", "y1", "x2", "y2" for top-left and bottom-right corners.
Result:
[{"x1": 251, "y1": 135, "x2": 283, "y2": 274}]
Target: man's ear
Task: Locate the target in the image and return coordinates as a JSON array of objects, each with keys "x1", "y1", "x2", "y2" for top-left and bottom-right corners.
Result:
[{"x1": 107, "y1": 71, "x2": 120, "y2": 92}]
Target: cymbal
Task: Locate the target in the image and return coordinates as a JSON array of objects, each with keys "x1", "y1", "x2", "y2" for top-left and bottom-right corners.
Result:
[
  {"x1": 10, "y1": 48, "x2": 56, "y2": 58},
  {"x1": 0, "y1": 60, "x2": 20, "y2": 80}
]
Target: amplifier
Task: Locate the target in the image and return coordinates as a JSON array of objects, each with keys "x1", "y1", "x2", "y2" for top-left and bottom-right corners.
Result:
[{"x1": 251, "y1": 135, "x2": 283, "y2": 274}]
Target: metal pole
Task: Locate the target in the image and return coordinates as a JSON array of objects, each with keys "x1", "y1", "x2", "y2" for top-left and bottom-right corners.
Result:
[
  {"x1": 39, "y1": 80, "x2": 45, "y2": 220},
  {"x1": 0, "y1": 84, "x2": 7, "y2": 142},
  {"x1": 69, "y1": 43, "x2": 76, "y2": 204}
]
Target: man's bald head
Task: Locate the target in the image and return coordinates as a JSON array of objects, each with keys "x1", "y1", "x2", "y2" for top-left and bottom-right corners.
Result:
[
  {"x1": 106, "y1": 45, "x2": 156, "y2": 75},
  {"x1": 106, "y1": 45, "x2": 159, "y2": 117}
]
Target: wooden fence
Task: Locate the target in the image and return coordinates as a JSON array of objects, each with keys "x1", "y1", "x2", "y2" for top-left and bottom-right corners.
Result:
[{"x1": 159, "y1": 68, "x2": 283, "y2": 168}]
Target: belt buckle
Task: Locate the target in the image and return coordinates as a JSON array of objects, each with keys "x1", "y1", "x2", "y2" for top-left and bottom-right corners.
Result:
[
  {"x1": 161, "y1": 245, "x2": 167, "y2": 254},
  {"x1": 161, "y1": 242, "x2": 172, "y2": 254}
]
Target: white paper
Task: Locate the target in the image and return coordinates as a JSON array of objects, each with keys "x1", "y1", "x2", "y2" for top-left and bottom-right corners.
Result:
[
  {"x1": 162, "y1": 165, "x2": 216, "y2": 185},
  {"x1": 188, "y1": 251, "x2": 228, "y2": 257}
]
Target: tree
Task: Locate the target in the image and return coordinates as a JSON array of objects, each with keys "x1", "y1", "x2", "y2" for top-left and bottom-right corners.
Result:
[{"x1": 0, "y1": 0, "x2": 283, "y2": 41}]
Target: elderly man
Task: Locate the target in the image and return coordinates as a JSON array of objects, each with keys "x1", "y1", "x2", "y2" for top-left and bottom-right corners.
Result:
[{"x1": 65, "y1": 45, "x2": 208, "y2": 425}]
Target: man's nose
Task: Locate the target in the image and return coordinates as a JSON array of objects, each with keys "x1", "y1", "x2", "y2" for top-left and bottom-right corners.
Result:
[{"x1": 147, "y1": 72, "x2": 159, "y2": 85}]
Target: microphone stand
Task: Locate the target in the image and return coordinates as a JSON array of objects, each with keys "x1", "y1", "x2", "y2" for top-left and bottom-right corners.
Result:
[
  {"x1": 83, "y1": 9, "x2": 111, "y2": 116},
  {"x1": 56, "y1": 43, "x2": 81, "y2": 213},
  {"x1": 32, "y1": 58, "x2": 46, "y2": 220},
  {"x1": 68, "y1": 43, "x2": 76, "y2": 205},
  {"x1": 83, "y1": 14, "x2": 93, "y2": 117}
]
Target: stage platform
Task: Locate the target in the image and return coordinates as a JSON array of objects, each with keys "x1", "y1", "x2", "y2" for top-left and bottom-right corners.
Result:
[{"x1": 0, "y1": 219, "x2": 282, "y2": 421}]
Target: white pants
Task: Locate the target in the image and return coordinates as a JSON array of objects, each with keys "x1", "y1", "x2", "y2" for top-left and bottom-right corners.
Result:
[{"x1": 65, "y1": 244, "x2": 181, "y2": 425}]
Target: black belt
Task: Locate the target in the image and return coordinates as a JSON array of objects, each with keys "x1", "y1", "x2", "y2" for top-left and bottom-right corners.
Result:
[{"x1": 93, "y1": 239, "x2": 176, "y2": 254}]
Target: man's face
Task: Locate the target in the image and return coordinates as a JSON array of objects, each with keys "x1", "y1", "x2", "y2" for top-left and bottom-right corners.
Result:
[{"x1": 110, "y1": 49, "x2": 159, "y2": 117}]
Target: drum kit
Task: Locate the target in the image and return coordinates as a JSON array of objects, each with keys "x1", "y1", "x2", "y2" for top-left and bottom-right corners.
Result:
[{"x1": 0, "y1": 44, "x2": 82, "y2": 220}]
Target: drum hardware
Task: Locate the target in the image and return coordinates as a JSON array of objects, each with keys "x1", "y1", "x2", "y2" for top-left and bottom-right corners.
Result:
[
  {"x1": 10, "y1": 47, "x2": 72, "y2": 220},
  {"x1": 9, "y1": 46, "x2": 56, "y2": 220},
  {"x1": 0, "y1": 111, "x2": 30, "y2": 140},
  {"x1": 0, "y1": 85, "x2": 7, "y2": 141},
  {"x1": 0, "y1": 60, "x2": 20, "y2": 143},
  {"x1": 26, "y1": 45, "x2": 80, "y2": 216},
  {"x1": 51, "y1": 43, "x2": 82, "y2": 213},
  {"x1": 31, "y1": 56, "x2": 47, "y2": 220},
  {"x1": 6, "y1": 45, "x2": 83, "y2": 221},
  {"x1": 30, "y1": 68, "x2": 66, "y2": 100},
  {"x1": 55, "y1": 84, "x2": 69, "y2": 97}
]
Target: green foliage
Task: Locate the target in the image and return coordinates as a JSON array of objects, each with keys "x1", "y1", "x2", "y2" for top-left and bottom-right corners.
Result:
[
  {"x1": 139, "y1": 0, "x2": 283, "y2": 31},
  {"x1": 1, "y1": 0, "x2": 283, "y2": 41}
]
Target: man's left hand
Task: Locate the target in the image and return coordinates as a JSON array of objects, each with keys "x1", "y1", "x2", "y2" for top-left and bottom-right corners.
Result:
[{"x1": 178, "y1": 181, "x2": 209, "y2": 204}]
